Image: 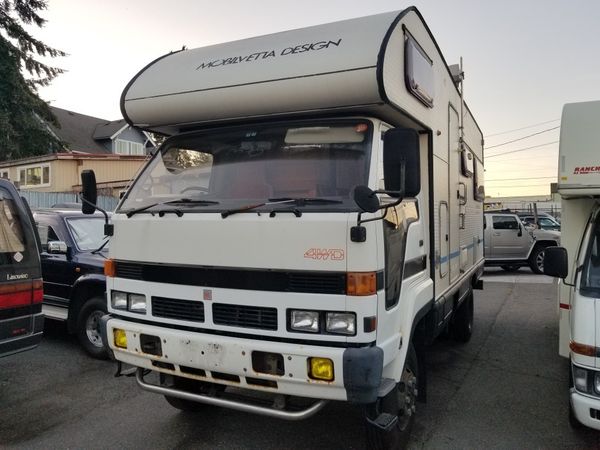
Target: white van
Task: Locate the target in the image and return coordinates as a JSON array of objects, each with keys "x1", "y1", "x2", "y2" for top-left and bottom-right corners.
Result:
[
  {"x1": 86, "y1": 7, "x2": 484, "y2": 447},
  {"x1": 544, "y1": 100, "x2": 600, "y2": 430}
]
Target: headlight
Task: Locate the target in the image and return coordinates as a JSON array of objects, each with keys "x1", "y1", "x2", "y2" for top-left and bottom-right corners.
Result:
[
  {"x1": 290, "y1": 310, "x2": 319, "y2": 333},
  {"x1": 128, "y1": 294, "x2": 147, "y2": 314},
  {"x1": 111, "y1": 291, "x2": 128, "y2": 310},
  {"x1": 573, "y1": 366, "x2": 588, "y2": 392},
  {"x1": 326, "y1": 312, "x2": 356, "y2": 335}
]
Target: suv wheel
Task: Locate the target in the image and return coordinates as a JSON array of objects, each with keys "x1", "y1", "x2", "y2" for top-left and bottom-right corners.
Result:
[
  {"x1": 529, "y1": 245, "x2": 548, "y2": 274},
  {"x1": 77, "y1": 296, "x2": 109, "y2": 359}
]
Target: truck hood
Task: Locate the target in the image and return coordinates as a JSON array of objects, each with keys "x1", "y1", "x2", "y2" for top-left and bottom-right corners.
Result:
[{"x1": 108, "y1": 213, "x2": 378, "y2": 273}]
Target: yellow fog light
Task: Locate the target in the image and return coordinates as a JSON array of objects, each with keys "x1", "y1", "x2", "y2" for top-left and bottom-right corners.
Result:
[
  {"x1": 114, "y1": 328, "x2": 127, "y2": 349},
  {"x1": 309, "y1": 357, "x2": 334, "y2": 381}
]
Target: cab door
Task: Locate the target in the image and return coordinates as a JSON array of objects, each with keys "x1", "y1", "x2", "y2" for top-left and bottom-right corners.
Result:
[{"x1": 489, "y1": 215, "x2": 533, "y2": 259}]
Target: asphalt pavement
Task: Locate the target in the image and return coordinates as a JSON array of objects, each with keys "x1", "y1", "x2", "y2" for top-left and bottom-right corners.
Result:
[{"x1": 0, "y1": 270, "x2": 598, "y2": 449}]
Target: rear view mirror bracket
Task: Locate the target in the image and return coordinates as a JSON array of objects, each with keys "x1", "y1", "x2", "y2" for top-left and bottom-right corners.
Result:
[{"x1": 80, "y1": 170, "x2": 113, "y2": 236}]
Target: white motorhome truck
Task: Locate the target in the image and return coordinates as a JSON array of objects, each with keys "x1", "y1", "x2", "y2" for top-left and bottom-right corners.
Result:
[
  {"x1": 86, "y1": 8, "x2": 485, "y2": 447},
  {"x1": 544, "y1": 100, "x2": 600, "y2": 430}
]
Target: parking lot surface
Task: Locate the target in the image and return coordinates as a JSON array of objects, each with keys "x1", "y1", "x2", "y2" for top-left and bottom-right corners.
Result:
[{"x1": 1, "y1": 271, "x2": 598, "y2": 449}]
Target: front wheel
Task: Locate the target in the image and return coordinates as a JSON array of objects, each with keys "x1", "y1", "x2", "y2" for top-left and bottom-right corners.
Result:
[
  {"x1": 365, "y1": 345, "x2": 418, "y2": 450},
  {"x1": 77, "y1": 296, "x2": 109, "y2": 359},
  {"x1": 529, "y1": 245, "x2": 548, "y2": 274}
]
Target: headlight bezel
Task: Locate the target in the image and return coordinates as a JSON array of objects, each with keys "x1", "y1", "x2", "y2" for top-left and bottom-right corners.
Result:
[
  {"x1": 111, "y1": 290, "x2": 147, "y2": 314},
  {"x1": 287, "y1": 309, "x2": 357, "y2": 336}
]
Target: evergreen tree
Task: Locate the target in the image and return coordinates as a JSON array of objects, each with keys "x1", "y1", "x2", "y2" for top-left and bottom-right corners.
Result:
[{"x1": 0, "y1": 0, "x2": 65, "y2": 160}]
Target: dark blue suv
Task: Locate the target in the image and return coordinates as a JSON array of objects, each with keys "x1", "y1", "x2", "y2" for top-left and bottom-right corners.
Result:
[{"x1": 33, "y1": 208, "x2": 109, "y2": 359}]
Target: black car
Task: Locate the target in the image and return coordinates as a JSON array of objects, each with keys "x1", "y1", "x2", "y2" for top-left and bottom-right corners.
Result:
[{"x1": 33, "y1": 208, "x2": 110, "y2": 359}]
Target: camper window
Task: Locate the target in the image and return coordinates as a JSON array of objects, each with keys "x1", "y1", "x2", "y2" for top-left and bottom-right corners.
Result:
[
  {"x1": 405, "y1": 34, "x2": 434, "y2": 107},
  {"x1": 473, "y1": 157, "x2": 485, "y2": 202},
  {"x1": 119, "y1": 120, "x2": 372, "y2": 214}
]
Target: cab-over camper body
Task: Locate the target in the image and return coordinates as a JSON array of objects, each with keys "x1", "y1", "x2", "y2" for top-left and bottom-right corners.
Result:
[{"x1": 93, "y1": 7, "x2": 484, "y2": 447}]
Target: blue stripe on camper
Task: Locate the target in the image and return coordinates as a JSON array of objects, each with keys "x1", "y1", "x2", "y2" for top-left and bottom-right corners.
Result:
[{"x1": 439, "y1": 242, "x2": 477, "y2": 264}]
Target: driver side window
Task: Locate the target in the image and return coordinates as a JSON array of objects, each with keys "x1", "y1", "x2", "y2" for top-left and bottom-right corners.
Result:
[{"x1": 492, "y1": 216, "x2": 519, "y2": 230}]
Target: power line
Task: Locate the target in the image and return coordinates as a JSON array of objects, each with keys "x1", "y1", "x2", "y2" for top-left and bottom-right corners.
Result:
[
  {"x1": 485, "y1": 176, "x2": 556, "y2": 182},
  {"x1": 486, "y1": 141, "x2": 559, "y2": 158},
  {"x1": 487, "y1": 184, "x2": 552, "y2": 188},
  {"x1": 485, "y1": 126, "x2": 560, "y2": 150},
  {"x1": 484, "y1": 118, "x2": 560, "y2": 138}
]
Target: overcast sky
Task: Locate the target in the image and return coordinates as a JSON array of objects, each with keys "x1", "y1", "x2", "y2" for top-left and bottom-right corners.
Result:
[{"x1": 33, "y1": 0, "x2": 600, "y2": 197}]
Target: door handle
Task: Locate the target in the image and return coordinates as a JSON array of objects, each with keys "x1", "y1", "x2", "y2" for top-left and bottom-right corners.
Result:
[{"x1": 493, "y1": 232, "x2": 501, "y2": 236}]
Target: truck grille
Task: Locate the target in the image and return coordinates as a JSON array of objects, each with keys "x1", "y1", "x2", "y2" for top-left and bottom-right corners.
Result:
[
  {"x1": 113, "y1": 261, "x2": 349, "y2": 295},
  {"x1": 151, "y1": 297, "x2": 205, "y2": 322},
  {"x1": 115, "y1": 262, "x2": 143, "y2": 280},
  {"x1": 212, "y1": 304, "x2": 277, "y2": 331},
  {"x1": 288, "y1": 273, "x2": 346, "y2": 294}
]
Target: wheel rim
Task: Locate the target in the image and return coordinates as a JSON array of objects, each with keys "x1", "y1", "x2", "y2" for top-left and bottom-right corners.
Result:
[
  {"x1": 396, "y1": 363, "x2": 418, "y2": 431},
  {"x1": 536, "y1": 250, "x2": 545, "y2": 272},
  {"x1": 85, "y1": 310, "x2": 105, "y2": 348}
]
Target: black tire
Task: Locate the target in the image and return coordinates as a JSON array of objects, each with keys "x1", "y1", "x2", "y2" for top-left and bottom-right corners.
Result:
[
  {"x1": 529, "y1": 244, "x2": 548, "y2": 274},
  {"x1": 365, "y1": 345, "x2": 418, "y2": 450},
  {"x1": 450, "y1": 293, "x2": 474, "y2": 343},
  {"x1": 76, "y1": 296, "x2": 109, "y2": 360},
  {"x1": 500, "y1": 265, "x2": 520, "y2": 272}
]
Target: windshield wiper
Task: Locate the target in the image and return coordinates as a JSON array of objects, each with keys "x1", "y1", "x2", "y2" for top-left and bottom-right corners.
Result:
[
  {"x1": 124, "y1": 198, "x2": 219, "y2": 218},
  {"x1": 221, "y1": 197, "x2": 342, "y2": 219},
  {"x1": 267, "y1": 197, "x2": 343, "y2": 205}
]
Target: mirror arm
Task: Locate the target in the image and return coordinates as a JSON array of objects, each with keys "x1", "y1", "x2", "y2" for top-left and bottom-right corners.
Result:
[
  {"x1": 563, "y1": 264, "x2": 584, "y2": 287},
  {"x1": 79, "y1": 194, "x2": 114, "y2": 236},
  {"x1": 357, "y1": 198, "x2": 403, "y2": 226}
]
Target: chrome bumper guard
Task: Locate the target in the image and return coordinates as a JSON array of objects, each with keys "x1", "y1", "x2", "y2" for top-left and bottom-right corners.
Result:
[{"x1": 136, "y1": 368, "x2": 328, "y2": 421}]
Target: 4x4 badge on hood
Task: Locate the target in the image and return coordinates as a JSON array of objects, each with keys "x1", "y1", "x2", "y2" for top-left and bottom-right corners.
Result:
[{"x1": 304, "y1": 248, "x2": 344, "y2": 260}]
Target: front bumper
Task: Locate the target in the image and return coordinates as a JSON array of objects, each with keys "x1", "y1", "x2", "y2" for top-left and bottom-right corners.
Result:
[
  {"x1": 571, "y1": 389, "x2": 600, "y2": 430},
  {"x1": 104, "y1": 315, "x2": 382, "y2": 403}
]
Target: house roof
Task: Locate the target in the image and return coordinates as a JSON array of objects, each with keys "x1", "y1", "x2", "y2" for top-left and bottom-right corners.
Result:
[
  {"x1": 92, "y1": 120, "x2": 127, "y2": 140},
  {"x1": 49, "y1": 107, "x2": 124, "y2": 155}
]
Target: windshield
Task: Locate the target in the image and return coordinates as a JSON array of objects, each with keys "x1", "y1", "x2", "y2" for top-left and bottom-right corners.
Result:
[
  {"x1": 581, "y1": 214, "x2": 600, "y2": 297},
  {"x1": 66, "y1": 217, "x2": 109, "y2": 251},
  {"x1": 118, "y1": 120, "x2": 372, "y2": 214}
]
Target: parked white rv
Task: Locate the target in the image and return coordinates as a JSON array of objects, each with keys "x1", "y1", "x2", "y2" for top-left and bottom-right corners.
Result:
[
  {"x1": 545, "y1": 100, "x2": 600, "y2": 430},
  {"x1": 86, "y1": 8, "x2": 485, "y2": 447}
]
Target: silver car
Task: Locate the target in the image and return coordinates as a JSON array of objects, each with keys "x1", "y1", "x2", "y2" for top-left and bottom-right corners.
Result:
[{"x1": 484, "y1": 212, "x2": 561, "y2": 274}]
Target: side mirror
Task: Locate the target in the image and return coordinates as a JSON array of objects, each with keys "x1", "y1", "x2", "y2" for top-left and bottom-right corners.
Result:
[
  {"x1": 47, "y1": 241, "x2": 68, "y2": 255},
  {"x1": 81, "y1": 170, "x2": 98, "y2": 214},
  {"x1": 544, "y1": 246, "x2": 568, "y2": 278},
  {"x1": 517, "y1": 224, "x2": 523, "y2": 237},
  {"x1": 353, "y1": 185, "x2": 380, "y2": 213},
  {"x1": 383, "y1": 128, "x2": 420, "y2": 198}
]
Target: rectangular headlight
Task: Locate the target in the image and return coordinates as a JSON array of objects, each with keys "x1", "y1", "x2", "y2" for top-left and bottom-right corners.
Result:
[
  {"x1": 573, "y1": 366, "x2": 589, "y2": 393},
  {"x1": 128, "y1": 293, "x2": 147, "y2": 314},
  {"x1": 326, "y1": 312, "x2": 356, "y2": 335},
  {"x1": 290, "y1": 310, "x2": 319, "y2": 333},
  {"x1": 111, "y1": 291, "x2": 128, "y2": 310}
]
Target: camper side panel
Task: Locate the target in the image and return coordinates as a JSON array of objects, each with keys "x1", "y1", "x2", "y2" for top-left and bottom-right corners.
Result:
[{"x1": 382, "y1": 10, "x2": 484, "y2": 304}]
